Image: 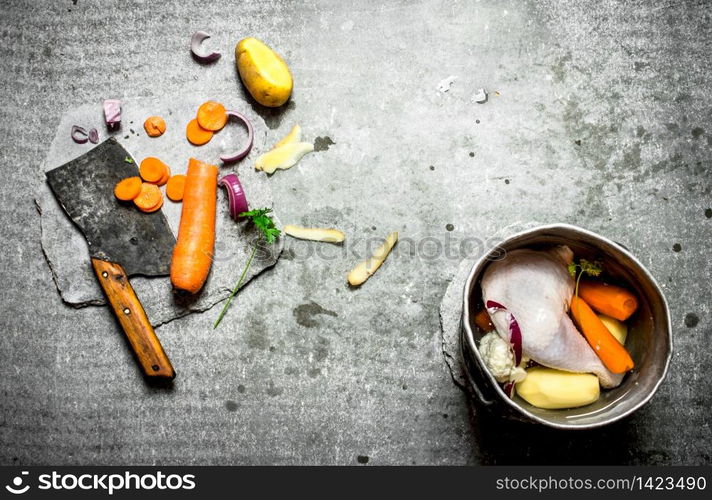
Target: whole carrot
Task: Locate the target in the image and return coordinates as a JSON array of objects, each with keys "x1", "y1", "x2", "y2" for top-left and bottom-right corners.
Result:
[
  {"x1": 570, "y1": 295, "x2": 634, "y2": 374},
  {"x1": 170, "y1": 158, "x2": 218, "y2": 294},
  {"x1": 578, "y1": 280, "x2": 638, "y2": 322}
]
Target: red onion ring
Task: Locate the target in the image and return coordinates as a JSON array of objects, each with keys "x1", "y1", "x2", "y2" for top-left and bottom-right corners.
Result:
[
  {"x1": 71, "y1": 125, "x2": 89, "y2": 144},
  {"x1": 218, "y1": 173, "x2": 249, "y2": 220},
  {"x1": 88, "y1": 128, "x2": 99, "y2": 144},
  {"x1": 219, "y1": 110, "x2": 254, "y2": 164},
  {"x1": 486, "y1": 300, "x2": 523, "y2": 365},
  {"x1": 191, "y1": 31, "x2": 221, "y2": 63}
]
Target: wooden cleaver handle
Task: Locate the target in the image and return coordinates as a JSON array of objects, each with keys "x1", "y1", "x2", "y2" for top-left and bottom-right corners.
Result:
[{"x1": 91, "y1": 258, "x2": 175, "y2": 380}]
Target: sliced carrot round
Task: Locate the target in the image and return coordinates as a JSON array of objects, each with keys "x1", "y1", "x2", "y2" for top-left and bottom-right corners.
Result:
[
  {"x1": 144, "y1": 116, "x2": 167, "y2": 137},
  {"x1": 186, "y1": 118, "x2": 213, "y2": 145},
  {"x1": 140, "y1": 197, "x2": 164, "y2": 213},
  {"x1": 166, "y1": 174, "x2": 186, "y2": 202},
  {"x1": 155, "y1": 166, "x2": 171, "y2": 186},
  {"x1": 133, "y1": 183, "x2": 163, "y2": 211},
  {"x1": 114, "y1": 176, "x2": 143, "y2": 201},
  {"x1": 196, "y1": 101, "x2": 228, "y2": 131},
  {"x1": 139, "y1": 157, "x2": 169, "y2": 183}
]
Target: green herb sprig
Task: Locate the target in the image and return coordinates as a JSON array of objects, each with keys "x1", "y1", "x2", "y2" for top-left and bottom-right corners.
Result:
[
  {"x1": 213, "y1": 208, "x2": 280, "y2": 329},
  {"x1": 568, "y1": 258, "x2": 603, "y2": 299}
]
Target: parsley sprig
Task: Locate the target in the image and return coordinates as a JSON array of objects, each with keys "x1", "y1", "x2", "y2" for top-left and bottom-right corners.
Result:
[
  {"x1": 214, "y1": 208, "x2": 280, "y2": 329},
  {"x1": 241, "y1": 208, "x2": 281, "y2": 244},
  {"x1": 568, "y1": 258, "x2": 603, "y2": 299}
]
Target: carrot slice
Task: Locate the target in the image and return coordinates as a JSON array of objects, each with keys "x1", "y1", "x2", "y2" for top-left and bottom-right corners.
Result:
[
  {"x1": 166, "y1": 174, "x2": 186, "y2": 202},
  {"x1": 155, "y1": 166, "x2": 171, "y2": 186},
  {"x1": 114, "y1": 176, "x2": 142, "y2": 201},
  {"x1": 140, "y1": 197, "x2": 164, "y2": 213},
  {"x1": 139, "y1": 157, "x2": 169, "y2": 183},
  {"x1": 144, "y1": 116, "x2": 166, "y2": 137},
  {"x1": 578, "y1": 280, "x2": 639, "y2": 322},
  {"x1": 196, "y1": 101, "x2": 228, "y2": 131},
  {"x1": 570, "y1": 295, "x2": 634, "y2": 374},
  {"x1": 133, "y1": 183, "x2": 163, "y2": 211},
  {"x1": 186, "y1": 118, "x2": 213, "y2": 145}
]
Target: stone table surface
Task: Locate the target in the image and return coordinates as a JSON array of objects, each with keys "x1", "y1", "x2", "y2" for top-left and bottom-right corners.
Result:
[{"x1": 0, "y1": 0, "x2": 709, "y2": 465}]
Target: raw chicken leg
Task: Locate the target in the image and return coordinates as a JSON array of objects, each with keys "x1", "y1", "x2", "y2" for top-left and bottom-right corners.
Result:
[{"x1": 481, "y1": 245, "x2": 624, "y2": 389}]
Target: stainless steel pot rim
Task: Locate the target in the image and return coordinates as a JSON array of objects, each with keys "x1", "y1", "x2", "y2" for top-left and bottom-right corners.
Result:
[{"x1": 461, "y1": 223, "x2": 673, "y2": 430}]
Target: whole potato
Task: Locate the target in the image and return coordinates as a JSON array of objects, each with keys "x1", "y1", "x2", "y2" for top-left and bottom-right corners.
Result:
[{"x1": 236, "y1": 37, "x2": 293, "y2": 107}]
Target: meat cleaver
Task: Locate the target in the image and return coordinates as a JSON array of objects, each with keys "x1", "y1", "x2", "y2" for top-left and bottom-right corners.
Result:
[{"x1": 46, "y1": 138, "x2": 176, "y2": 379}]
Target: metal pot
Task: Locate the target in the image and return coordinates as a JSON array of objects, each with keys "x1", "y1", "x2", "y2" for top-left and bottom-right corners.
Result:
[{"x1": 461, "y1": 224, "x2": 672, "y2": 429}]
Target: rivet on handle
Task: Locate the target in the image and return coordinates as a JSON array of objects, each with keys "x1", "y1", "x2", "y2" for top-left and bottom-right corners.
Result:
[
  {"x1": 101, "y1": 271, "x2": 108, "y2": 278},
  {"x1": 123, "y1": 308, "x2": 131, "y2": 315}
]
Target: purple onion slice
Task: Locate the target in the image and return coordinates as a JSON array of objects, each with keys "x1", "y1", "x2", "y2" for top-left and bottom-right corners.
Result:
[
  {"x1": 218, "y1": 173, "x2": 249, "y2": 220},
  {"x1": 503, "y1": 382, "x2": 515, "y2": 398},
  {"x1": 191, "y1": 31, "x2": 221, "y2": 63},
  {"x1": 71, "y1": 125, "x2": 89, "y2": 144},
  {"x1": 88, "y1": 128, "x2": 99, "y2": 144},
  {"x1": 486, "y1": 300, "x2": 523, "y2": 365},
  {"x1": 219, "y1": 110, "x2": 254, "y2": 163}
]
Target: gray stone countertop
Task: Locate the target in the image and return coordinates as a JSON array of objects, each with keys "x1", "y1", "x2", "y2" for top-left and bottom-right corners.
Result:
[{"x1": 0, "y1": 0, "x2": 709, "y2": 465}]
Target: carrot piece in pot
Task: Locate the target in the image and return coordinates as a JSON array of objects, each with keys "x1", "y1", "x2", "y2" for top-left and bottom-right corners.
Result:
[
  {"x1": 474, "y1": 308, "x2": 495, "y2": 332},
  {"x1": 578, "y1": 280, "x2": 638, "y2": 322},
  {"x1": 570, "y1": 295, "x2": 634, "y2": 374}
]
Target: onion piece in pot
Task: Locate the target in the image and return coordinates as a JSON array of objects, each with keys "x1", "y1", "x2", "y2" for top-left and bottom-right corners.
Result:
[
  {"x1": 219, "y1": 110, "x2": 254, "y2": 163},
  {"x1": 190, "y1": 31, "x2": 221, "y2": 63},
  {"x1": 486, "y1": 299, "x2": 523, "y2": 365},
  {"x1": 218, "y1": 173, "x2": 249, "y2": 220}
]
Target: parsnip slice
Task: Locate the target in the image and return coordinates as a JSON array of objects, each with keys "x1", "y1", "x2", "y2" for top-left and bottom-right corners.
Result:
[
  {"x1": 272, "y1": 124, "x2": 302, "y2": 150},
  {"x1": 347, "y1": 231, "x2": 398, "y2": 286},
  {"x1": 284, "y1": 225, "x2": 345, "y2": 243},
  {"x1": 255, "y1": 142, "x2": 314, "y2": 174}
]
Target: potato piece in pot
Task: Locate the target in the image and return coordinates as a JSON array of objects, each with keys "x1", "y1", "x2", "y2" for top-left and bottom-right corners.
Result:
[
  {"x1": 598, "y1": 313, "x2": 628, "y2": 345},
  {"x1": 515, "y1": 366, "x2": 600, "y2": 409}
]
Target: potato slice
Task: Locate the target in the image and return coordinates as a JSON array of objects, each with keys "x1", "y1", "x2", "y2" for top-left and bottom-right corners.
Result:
[
  {"x1": 284, "y1": 225, "x2": 345, "y2": 243},
  {"x1": 347, "y1": 231, "x2": 398, "y2": 286},
  {"x1": 255, "y1": 142, "x2": 314, "y2": 174},
  {"x1": 272, "y1": 124, "x2": 302, "y2": 150}
]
